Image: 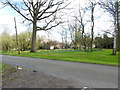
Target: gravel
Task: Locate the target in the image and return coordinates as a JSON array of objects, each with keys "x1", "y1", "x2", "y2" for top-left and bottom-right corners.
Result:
[{"x1": 2, "y1": 66, "x2": 74, "y2": 88}]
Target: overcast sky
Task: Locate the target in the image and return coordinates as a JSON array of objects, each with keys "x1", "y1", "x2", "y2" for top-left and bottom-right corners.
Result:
[{"x1": 0, "y1": 0, "x2": 113, "y2": 42}]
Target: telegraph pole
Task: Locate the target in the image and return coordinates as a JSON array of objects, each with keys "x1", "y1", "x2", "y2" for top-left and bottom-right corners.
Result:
[{"x1": 14, "y1": 17, "x2": 20, "y2": 54}]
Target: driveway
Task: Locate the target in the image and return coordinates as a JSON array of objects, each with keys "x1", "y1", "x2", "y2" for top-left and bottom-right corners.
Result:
[{"x1": 1, "y1": 55, "x2": 118, "y2": 88}]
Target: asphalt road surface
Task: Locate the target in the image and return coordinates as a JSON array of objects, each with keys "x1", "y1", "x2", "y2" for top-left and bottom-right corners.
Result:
[{"x1": 1, "y1": 55, "x2": 118, "y2": 88}]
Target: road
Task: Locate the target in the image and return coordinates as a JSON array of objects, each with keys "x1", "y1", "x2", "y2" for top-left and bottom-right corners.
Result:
[{"x1": 1, "y1": 55, "x2": 118, "y2": 88}]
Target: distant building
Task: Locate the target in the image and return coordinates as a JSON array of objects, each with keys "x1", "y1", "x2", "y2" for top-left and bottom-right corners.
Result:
[
  {"x1": 39, "y1": 36, "x2": 64, "y2": 49},
  {"x1": 50, "y1": 46, "x2": 54, "y2": 50}
]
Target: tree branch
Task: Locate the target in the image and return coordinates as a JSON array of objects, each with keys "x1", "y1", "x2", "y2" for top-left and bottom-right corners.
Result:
[
  {"x1": 23, "y1": 0, "x2": 34, "y2": 18},
  {"x1": 6, "y1": 0, "x2": 33, "y2": 22}
]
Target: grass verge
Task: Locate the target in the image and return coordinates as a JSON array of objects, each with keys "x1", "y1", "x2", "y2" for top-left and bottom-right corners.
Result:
[
  {"x1": 0, "y1": 62, "x2": 16, "y2": 76},
  {"x1": 1, "y1": 49, "x2": 119, "y2": 66},
  {"x1": 0, "y1": 62, "x2": 9, "y2": 74},
  {"x1": 0, "y1": 62, "x2": 17, "y2": 86}
]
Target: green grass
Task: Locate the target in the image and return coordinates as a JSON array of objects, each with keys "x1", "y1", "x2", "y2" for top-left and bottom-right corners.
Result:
[
  {"x1": 0, "y1": 62, "x2": 10, "y2": 73},
  {"x1": 1, "y1": 49, "x2": 119, "y2": 66},
  {"x1": 0, "y1": 62, "x2": 16, "y2": 78}
]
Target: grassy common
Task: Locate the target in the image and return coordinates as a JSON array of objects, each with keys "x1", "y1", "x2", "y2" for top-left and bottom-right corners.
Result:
[{"x1": 1, "y1": 49, "x2": 119, "y2": 66}]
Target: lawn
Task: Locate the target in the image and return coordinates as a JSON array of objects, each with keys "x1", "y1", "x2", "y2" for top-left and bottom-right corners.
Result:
[{"x1": 1, "y1": 49, "x2": 119, "y2": 66}]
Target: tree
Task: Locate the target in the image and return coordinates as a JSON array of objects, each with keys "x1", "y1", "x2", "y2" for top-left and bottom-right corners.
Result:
[
  {"x1": 18, "y1": 30, "x2": 32, "y2": 51},
  {"x1": 85, "y1": 33, "x2": 91, "y2": 51},
  {"x1": 118, "y1": 1, "x2": 120, "y2": 51},
  {"x1": 112, "y1": 0, "x2": 119, "y2": 54},
  {"x1": 69, "y1": 20, "x2": 83, "y2": 49},
  {"x1": 99, "y1": 0, "x2": 120, "y2": 54},
  {"x1": 74, "y1": 3, "x2": 88, "y2": 51},
  {"x1": 36, "y1": 35, "x2": 41, "y2": 50},
  {"x1": 4, "y1": 0, "x2": 68, "y2": 52},
  {"x1": 88, "y1": 0, "x2": 97, "y2": 52},
  {"x1": 94, "y1": 36, "x2": 103, "y2": 49},
  {"x1": 95, "y1": 34, "x2": 113, "y2": 49},
  {"x1": 1, "y1": 30, "x2": 14, "y2": 51},
  {"x1": 60, "y1": 25, "x2": 69, "y2": 49}
]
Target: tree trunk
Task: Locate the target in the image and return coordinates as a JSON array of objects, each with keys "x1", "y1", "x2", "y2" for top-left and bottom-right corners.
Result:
[
  {"x1": 112, "y1": 1, "x2": 118, "y2": 55},
  {"x1": 117, "y1": 1, "x2": 120, "y2": 51},
  {"x1": 90, "y1": 3, "x2": 95, "y2": 52},
  {"x1": 90, "y1": 12, "x2": 94, "y2": 52},
  {"x1": 112, "y1": 18, "x2": 117, "y2": 55},
  {"x1": 82, "y1": 31, "x2": 87, "y2": 52},
  {"x1": 90, "y1": 30, "x2": 94, "y2": 52},
  {"x1": 116, "y1": 0, "x2": 120, "y2": 51},
  {"x1": 112, "y1": 32, "x2": 117, "y2": 55},
  {"x1": 112, "y1": 17, "x2": 117, "y2": 55},
  {"x1": 30, "y1": 22, "x2": 37, "y2": 52},
  {"x1": 83, "y1": 37, "x2": 87, "y2": 52}
]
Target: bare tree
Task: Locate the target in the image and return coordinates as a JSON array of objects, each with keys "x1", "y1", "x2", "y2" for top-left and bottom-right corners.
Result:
[
  {"x1": 74, "y1": 3, "x2": 88, "y2": 51},
  {"x1": 3, "y1": 0, "x2": 68, "y2": 52},
  {"x1": 99, "y1": 0, "x2": 120, "y2": 55},
  {"x1": 60, "y1": 24, "x2": 69, "y2": 49},
  {"x1": 88, "y1": 0, "x2": 97, "y2": 52},
  {"x1": 69, "y1": 20, "x2": 82, "y2": 49}
]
